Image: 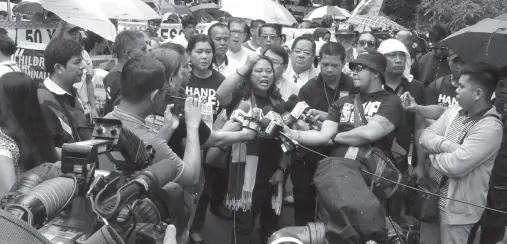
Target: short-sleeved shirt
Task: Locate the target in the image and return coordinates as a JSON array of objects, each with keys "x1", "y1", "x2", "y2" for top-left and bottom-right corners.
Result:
[
  {"x1": 103, "y1": 71, "x2": 122, "y2": 115},
  {"x1": 327, "y1": 90, "x2": 404, "y2": 159},
  {"x1": 425, "y1": 75, "x2": 458, "y2": 107},
  {"x1": 299, "y1": 73, "x2": 355, "y2": 113},
  {"x1": 384, "y1": 78, "x2": 425, "y2": 152},
  {"x1": 226, "y1": 90, "x2": 284, "y2": 183},
  {"x1": 104, "y1": 107, "x2": 185, "y2": 183},
  {"x1": 185, "y1": 69, "x2": 225, "y2": 125}
]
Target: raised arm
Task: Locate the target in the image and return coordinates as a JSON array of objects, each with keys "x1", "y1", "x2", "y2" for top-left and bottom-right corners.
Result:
[{"x1": 216, "y1": 54, "x2": 258, "y2": 107}]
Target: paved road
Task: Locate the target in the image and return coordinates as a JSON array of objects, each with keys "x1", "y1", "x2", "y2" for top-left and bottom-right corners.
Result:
[{"x1": 199, "y1": 205, "x2": 295, "y2": 244}]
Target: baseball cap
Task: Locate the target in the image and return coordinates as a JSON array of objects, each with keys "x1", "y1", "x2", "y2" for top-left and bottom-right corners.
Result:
[{"x1": 349, "y1": 50, "x2": 387, "y2": 77}]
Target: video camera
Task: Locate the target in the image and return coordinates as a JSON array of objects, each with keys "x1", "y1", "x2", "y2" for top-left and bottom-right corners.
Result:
[{"x1": 0, "y1": 118, "x2": 189, "y2": 244}]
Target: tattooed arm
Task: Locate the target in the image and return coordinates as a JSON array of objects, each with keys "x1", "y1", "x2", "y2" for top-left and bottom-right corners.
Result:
[{"x1": 333, "y1": 115, "x2": 396, "y2": 146}]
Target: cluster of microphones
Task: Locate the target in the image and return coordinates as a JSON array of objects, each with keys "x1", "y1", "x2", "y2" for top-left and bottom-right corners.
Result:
[{"x1": 229, "y1": 94, "x2": 322, "y2": 153}]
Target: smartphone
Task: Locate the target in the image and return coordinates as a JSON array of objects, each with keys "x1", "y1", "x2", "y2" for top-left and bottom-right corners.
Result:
[{"x1": 154, "y1": 94, "x2": 186, "y2": 117}]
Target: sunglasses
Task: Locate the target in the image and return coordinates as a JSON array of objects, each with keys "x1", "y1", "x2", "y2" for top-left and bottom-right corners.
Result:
[
  {"x1": 431, "y1": 46, "x2": 448, "y2": 51},
  {"x1": 350, "y1": 64, "x2": 367, "y2": 73},
  {"x1": 358, "y1": 40, "x2": 375, "y2": 48}
]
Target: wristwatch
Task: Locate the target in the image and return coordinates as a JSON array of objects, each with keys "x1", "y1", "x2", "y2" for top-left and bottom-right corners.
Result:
[{"x1": 277, "y1": 165, "x2": 286, "y2": 174}]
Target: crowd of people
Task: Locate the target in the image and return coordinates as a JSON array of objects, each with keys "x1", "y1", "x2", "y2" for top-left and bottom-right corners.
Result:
[{"x1": 0, "y1": 10, "x2": 506, "y2": 244}]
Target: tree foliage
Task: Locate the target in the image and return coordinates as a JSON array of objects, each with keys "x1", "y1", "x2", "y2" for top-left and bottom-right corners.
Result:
[
  {"x1": 381, "y1": 0, "x2": 420, "y2": 28},
  {"x1": 416, "y1": 0, "x2": 507, "y2": 32}
]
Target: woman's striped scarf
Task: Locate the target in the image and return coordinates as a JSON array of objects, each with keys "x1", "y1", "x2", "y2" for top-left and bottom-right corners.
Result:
[
  {"x1": 225, "y1": 95, "x2": 284, "y2": 214},
  {"x1": 225, "y1": 99, "x2": 260, "y2": 211}
]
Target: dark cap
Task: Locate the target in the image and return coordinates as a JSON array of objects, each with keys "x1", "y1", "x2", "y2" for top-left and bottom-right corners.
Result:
[{"x1": 349, "y1": 50, "x2": 387, "y2": 77}]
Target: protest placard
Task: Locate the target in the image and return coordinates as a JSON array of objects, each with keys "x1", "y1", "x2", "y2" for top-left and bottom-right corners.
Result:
[
  {"x1": 117, "y1": 21, "x2": 207, "y2": 40},
  {"x1": 0, "y1": 21, "x2": 59, "y2": 44},
  {"x1": 13, "y1": 42, "x2": 47, "y2": 84}
]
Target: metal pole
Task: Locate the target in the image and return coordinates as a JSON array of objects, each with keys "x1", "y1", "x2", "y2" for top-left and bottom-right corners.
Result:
[{"x1": 6, "y1": 0, "x2": 12, "y2": 21}]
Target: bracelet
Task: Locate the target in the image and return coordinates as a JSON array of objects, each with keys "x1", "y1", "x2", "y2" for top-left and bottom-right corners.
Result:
[
  {"x1": 331, "y1": 132, "x2": 338, "y2": 145},
  {"x1": 236, "y1": 69, "x2": 245, "y2": 78}
]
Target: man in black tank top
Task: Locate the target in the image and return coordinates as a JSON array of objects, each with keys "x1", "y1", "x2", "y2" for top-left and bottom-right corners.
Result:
[{"x1": 425, "y1": 51, "x2": 463, "y2": 108}]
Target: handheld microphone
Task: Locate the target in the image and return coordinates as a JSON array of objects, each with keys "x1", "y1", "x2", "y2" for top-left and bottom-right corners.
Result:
[
  {"x1": 230, "y1": 102, "x2": 251, "y2": 124},
  {"x1": 290, "y1": 100, "x2": 322, "y2": 131},
  {"x1": 283, "y1": 100, "x2": 298, "y2": 127},
  {"x1": 260, "y1": 106, "x2": 298, "y2": 153},
  {"x1": 247, "y1": 107, "x2": 262, "y2": 131}
]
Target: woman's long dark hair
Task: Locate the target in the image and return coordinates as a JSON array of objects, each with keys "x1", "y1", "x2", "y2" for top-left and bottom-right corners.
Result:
[
  {"x1": 0, "y1": 72, "x2": 58, "y2": 171},
  {"x1": 186, "y1": 34, "x2": 216, "y2": 70},
  {"x1": 238, "y1": 56, "x2": 282, "y2": 101}
]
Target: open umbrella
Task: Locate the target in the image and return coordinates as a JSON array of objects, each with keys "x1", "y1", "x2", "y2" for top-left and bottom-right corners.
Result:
[
  {"x1": 94, "y1": 0, "x2": 160, "y2": 20},
  {"x1": 191, "y1": 3, "x2": 227, "y2": 21},
  {"x1": 496, "y1": 13, "x2": 507, "y2": 21},
  {"x1": 12, "y1": 0, "x2": 42, "y2": 15},
  {"x1": 442, "y1": 18, "x2": 507, "y2": 67},
  {"x1": 303, "y1": 6, "x2": 350, "y2": 20},
  {"x1": 346, "y1": 15, "x2": 405, "y2": 30},
  {"x1": 221, "y1": 0, "x2": 297, "y2": 26},
  {"x1": 40, "y1": 0, "x2": 116, "y2": 41}
]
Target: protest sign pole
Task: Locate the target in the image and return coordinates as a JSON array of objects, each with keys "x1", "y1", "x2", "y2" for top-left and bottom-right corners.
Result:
[{"x1": 6, "y1": 0, "x2": 12, "y2": 22}]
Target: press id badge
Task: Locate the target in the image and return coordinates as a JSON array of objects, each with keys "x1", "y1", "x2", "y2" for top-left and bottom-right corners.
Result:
[{"x1": 344, "y1": 146, "x2": 359, "y2": 160}]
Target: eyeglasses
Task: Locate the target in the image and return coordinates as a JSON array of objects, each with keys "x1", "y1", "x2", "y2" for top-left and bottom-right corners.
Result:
[
  {"x1": 350, "y1": 64, "x2": 366, "y2": 73},
  {"x1": 230, "y1": 30, "x2": 245, "y2": 35},
  {"x1": 358, "y1": 40, "x2": 375, "y2": 48},
  {"x1": 431, "y1": 46, "x2": 448, "y2": 51},
  {"x1": 260, "y1": 35, "x2": 278, "y2": 40}
]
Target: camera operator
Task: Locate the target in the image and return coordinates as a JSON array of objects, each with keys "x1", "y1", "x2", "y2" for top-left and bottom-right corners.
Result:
[{"x1": 104, "y1": 56, "x2": 203, "y2": 188}]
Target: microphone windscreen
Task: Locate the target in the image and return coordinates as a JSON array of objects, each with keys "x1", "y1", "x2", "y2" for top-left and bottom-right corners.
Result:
[
  {"x1": 259, "y1": 118, "x2": 271, "y2": 128},
  {"x1": 284, "y1": 100, "x2": 297, "y2": 112},
  {"x1": 288, "y1": 94, "x2": 299, "y2": 102},
  {"x1": 274, "y1": 103, "x2": 286, "y2": 114},
  {"x1": 238, "y1": 102, "x2": 251, "y2": 113},
  {"x1": 262, "y1": 106, "x2": 274, "y2": 115}
]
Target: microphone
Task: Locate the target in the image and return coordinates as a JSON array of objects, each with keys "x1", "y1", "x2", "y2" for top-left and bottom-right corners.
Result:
[
  {"x1": 94, "y1": 158, "x2": 179, "y2": 218},
  {"x1": 260, "y1": 106, "x2": 298, "y2": 153},
  {"x1": 290, "y1": 101, "x2": 322, "y2": 131},
  {"x1": 230, "y1": 102, "x2": 251, "y2": 124},
  {"x1": 246, "y1": 107, "x2": 262, "y2": 131},
  {"x1": 283, "y1": 100, "x2": 298, "y2": 127}
]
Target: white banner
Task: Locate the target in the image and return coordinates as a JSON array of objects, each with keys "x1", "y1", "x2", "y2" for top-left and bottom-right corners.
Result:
[
  {"x1": 0, "y1": 21, "x2": 59, "y2": 44},
  {"x1": 117, "y1": 21, "x2": 207, "y2": 40}
]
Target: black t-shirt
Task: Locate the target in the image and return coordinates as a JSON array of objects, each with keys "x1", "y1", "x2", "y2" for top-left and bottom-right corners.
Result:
[
  {"x1": 425, "y1": 75, "x2": 458, "y2": 107},
  {"x1": 103, "y1": 71, "x2": 122, "y2": 114},
  {"x1": 185, "y1": 69, "x2": 225, "y2": 122},
  {"x1": 168, "y1": 119, "x2": 212, "y2": 158},
  {"x1": 299, "y1": 74, "x2": 355, "y2": 113},
  {"x1": 327, "y1": 90, "x2": 404, "y2": 159},
  {"x1": 384, "y1": 78, "x2": 424, "y2": 152},
  {"x1": 226, "y1": 90, "x2": 284, "y2": 183}
]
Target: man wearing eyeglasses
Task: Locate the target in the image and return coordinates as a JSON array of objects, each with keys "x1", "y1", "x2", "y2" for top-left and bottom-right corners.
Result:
[
  {"x1": 257, "y1": 23, "x2": 282, "y2": 55},
  {"x1": 220, "y1": 18, "x2": 254, "y2": 78},
  {"x1": 283, "y1": 36, "x2": 320, "y2": 87},
  {"x1": 418, "y1": 24, "x2": 452, "y2": 87}
]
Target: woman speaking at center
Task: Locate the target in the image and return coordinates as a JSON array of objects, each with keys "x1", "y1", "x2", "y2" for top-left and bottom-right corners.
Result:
[{"x1": 216, "y1": 53, "x2": 287, "y2": 244}]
